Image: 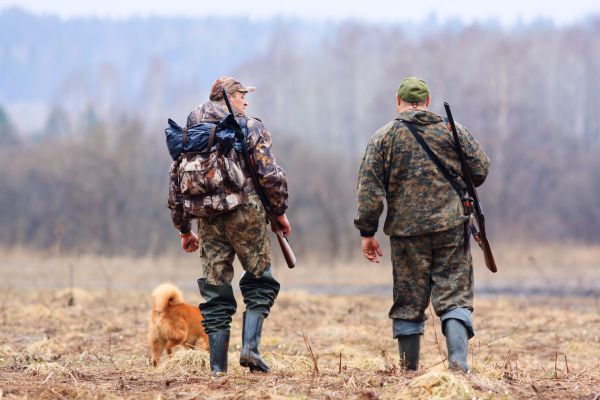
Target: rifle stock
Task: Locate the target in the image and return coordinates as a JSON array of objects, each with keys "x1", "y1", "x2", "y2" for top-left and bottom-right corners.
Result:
[
  {"x1": 444, "y1": 102, "x2": 497, "y2": 273},
  {"x1": 276, "y1": 230, "x2": 297, "y2": 268},
  {"x1": 221, "y1": 89, "x2": 296, "y2": 269}
]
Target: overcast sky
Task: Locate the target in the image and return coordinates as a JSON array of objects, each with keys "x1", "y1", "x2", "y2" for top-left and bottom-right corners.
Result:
[{"x1": 2, "y1": 0, "x2": 600, "y2": 25}]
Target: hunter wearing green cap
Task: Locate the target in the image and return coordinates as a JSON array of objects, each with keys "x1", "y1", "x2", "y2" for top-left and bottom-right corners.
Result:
[
  {"x1": 397, "y1": 77, "x2": 430, "y2": 104},
  {"x1": 354, "y1": 77, "x2": 490, "y2": 372}
]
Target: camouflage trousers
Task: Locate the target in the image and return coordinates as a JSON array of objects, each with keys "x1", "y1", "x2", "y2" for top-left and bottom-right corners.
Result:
[
  {"x1": 196, "y1": 195, "x2": 280, "y2": 334},
  {"x1": 389, "y1": 224, "x2": 473, "y2": 323},
  {"x1": 197, "y1": 195, "x2": 272, "y2": 284}
]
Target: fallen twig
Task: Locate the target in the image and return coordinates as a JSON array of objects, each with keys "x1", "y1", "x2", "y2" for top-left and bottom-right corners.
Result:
[
  {"x1": 42, "y1": 371, "x2": 54, "y2": 384},
  {"x1": 481, "y1": 321, "x2": 527, "y2": 347},
  {"x1": 531, "y1": 384, "x2": 545, "y2": 400},
  {"x1": 422, "y1": 357, "x2": 448, "y2": 371},
  {"x1": 429, "y1": 307, "x2": 446, "y2": 369}
]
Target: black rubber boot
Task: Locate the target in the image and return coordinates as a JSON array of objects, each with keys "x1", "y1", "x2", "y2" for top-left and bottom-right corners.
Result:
[
  {"x1": 239, "y1": 311, "x2": 270, "y2": 373},
  {"x1": 397, "y1": 334, "x2": 420, "y2": 371},
  {"x1": 239, "y1": 268, "x2": 280, "y2": 316},
  {"x1": 208, "y1": 331, "x2": 230, "y2": 376},
  {"x1": 444, "y1": 319, "x2": 469, "y2": 372},
  {"x1": 197, "y1": 279, "x2": 237, "y2": 334}
]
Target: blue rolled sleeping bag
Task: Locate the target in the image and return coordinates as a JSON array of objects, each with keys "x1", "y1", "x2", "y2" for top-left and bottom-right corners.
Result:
[
  {"x1": 165, "y1": 119, "x2": 214, "y2": 160},
  {"x1": 165, "y1": 118, "x2": 245, "y2": 160}
]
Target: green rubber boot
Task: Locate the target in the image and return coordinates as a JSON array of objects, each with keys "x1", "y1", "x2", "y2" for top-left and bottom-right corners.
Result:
[{"x1": 444, "y1": 319, "x2": 469, "y2": 373}]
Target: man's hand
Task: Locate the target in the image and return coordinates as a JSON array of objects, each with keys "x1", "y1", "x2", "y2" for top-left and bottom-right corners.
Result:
[
  {"x1": 362, "y1": 236, "x2": 382, "y2": 263},
  {"x1": 180, "y1": 231, "x2": 200, "y2": 253},
  {"x1": 271, "y1": 213, "x2": 291, "y2": 237}
]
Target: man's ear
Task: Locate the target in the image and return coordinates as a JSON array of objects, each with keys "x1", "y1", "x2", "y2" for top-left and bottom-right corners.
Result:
[
  {"x1": 425, "y1": 96, "x2": 431, "y2": 107},
  {"x1": 396, "y1": 95, "x2": 402, "y2": 107}
]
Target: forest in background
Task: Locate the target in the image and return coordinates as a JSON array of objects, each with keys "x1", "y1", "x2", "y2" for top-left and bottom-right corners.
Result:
[{"x1": 1, "y1": 9, "x2": 599, "y2": 260}]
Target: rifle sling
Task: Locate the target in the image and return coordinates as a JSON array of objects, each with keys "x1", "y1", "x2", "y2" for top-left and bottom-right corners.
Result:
[
  {"x1": 401, "y1": 120, "x2": 464, "y2": 199},
  {"x1": 401, "y1": 120, "x2": 471, "y2": 252}
]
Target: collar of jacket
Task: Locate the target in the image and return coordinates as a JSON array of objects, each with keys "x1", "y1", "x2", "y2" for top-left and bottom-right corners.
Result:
[{"x1": 397, "y1": 109, "x2": 444, "y2": 126}]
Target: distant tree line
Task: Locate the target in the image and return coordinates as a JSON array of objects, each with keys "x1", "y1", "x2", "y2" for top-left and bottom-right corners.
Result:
[{"x1": 1, "y1": 18, "x2": 599, "y2": 260}]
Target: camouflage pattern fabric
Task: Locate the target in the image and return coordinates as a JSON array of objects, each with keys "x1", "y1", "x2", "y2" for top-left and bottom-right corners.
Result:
[
  {"x1": 167, "y1": 160, "x2": 191, "y2": 234},
  {"x1": 168, "y1": 101, "x2": 288, "y2": 232},
  {"x1": 389, "y1": 224, "x2": 473, "y2": 321},
  {"x1": 354, "y1": 109, "x2": 490, "y2": 237},
  {"x1": 197, "y1": 195, "x2": 272, "y2": 285},
  {"x1": 208, "y1": 76, "x2": 255, "y2": 101},
  {"x1": 179, "y1": 148, "x2": 251, "y2": 218},
  {"x1": 188, "y1": 101, "x2": 287, "y2": 214}
]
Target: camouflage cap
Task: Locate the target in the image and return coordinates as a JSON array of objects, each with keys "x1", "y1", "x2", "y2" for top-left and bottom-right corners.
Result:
[
  {"x1": 209, "y1": 76, "x2": 256, "y2": 101},
  {"x1": 397, "y1": 77, "x2": 430, "y2": 103}
]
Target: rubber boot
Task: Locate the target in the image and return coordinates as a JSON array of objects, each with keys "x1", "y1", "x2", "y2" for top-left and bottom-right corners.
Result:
[
  {"x1": 208, "y1": 331, "x2": 230, "y2": 377},
  {"x1": 397, "y1": 334, "x2": 420, "y2": 371},
  {"x1": 444, "y1": 319, "x2": 469, "y2": 372},
  {"x1": 197, "y1": 279, "x2": 237, "y2": 334},
  {"x1": 239, "y1": 311, "x2": 270, "y2": 373}
]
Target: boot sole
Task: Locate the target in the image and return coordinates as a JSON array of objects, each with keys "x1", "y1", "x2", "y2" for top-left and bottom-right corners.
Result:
[{"x1": 240, "y1": 355, "x2": 269, "y2": 373}]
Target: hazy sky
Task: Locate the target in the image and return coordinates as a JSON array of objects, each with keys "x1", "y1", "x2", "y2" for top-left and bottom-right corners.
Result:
[{"x1": 2, "y1": 0, "x2": 600, "y2": 25}]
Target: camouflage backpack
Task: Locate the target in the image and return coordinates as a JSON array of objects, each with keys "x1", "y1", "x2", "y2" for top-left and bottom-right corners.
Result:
[{"x1": 169, "y1": 120, "x2": 251, "y2": 218}]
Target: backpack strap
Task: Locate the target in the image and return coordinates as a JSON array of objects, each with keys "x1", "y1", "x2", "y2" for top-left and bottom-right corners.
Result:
[
  {"x1": 182, "y1": 126, "x2": 188, "y2": 145},
  {"x1": 400, "y1": 120, "x2": 464, "y2": 198},
  {"x1": 207, "y1": 125, "x2": 217, "y2": 150}
]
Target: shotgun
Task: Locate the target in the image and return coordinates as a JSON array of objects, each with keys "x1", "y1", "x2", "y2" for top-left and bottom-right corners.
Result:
[
  {"x1": 221, "y1": 89, "x2": 296, "y2": 269},
  {"x1": 444, "y1": 102, "x2": 497, "y2": 273}
]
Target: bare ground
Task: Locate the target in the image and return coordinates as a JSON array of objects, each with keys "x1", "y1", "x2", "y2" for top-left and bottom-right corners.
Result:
[{"x1": 0, "y1": 283, "x2": 599, "y2": 399}]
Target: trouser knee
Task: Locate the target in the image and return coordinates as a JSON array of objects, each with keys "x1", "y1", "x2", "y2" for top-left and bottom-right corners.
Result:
[
  {"x1": 198, "y1": 278, "x2": 237, "y2": 335},
  {"x1": 239, "y1": 266, "x2": 280, "y2": 318}
]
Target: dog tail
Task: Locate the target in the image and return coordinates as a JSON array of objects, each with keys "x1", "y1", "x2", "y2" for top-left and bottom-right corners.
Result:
[{"x1": 151, "y1": 283, "x2": 185, "y2": 313}]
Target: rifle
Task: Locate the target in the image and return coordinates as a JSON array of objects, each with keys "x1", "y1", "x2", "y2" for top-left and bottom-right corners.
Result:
[
  {"x1": 444, "y1": 102, "x2": 498, "y2": 273},
  {"x1": 220, "y1": 89, "x2": 296, "y2": 269}
]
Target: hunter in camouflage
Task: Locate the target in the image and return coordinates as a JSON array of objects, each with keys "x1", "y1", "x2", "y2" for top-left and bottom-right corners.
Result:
[
  {"x1": 354, "y1": 77, "x2": 490, "y2": 372},
  {"x1": 167, "y1": 77, "x2": 291, "y2": 376}
]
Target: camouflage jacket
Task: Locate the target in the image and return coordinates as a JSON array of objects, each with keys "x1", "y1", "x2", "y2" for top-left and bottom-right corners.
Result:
[
  {"x1": 354, "y1": 109, "x2": 490, "y2": 237},
  {"x1": 168, "y1": 101, "x2": 288, "y2": 233}
]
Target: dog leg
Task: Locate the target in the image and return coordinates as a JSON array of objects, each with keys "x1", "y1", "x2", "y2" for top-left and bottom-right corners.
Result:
[
  {"x1": 166, "y1": 339, "x2": 182, "y2": 357},
  {"x1": 194, "y1": 336, "x2": 209, "y2": 351},
  {"x1": 151, "y1": 338, "x2": 166, "y2": 367}
]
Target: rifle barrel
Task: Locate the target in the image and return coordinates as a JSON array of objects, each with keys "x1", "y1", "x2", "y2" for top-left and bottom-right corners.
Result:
[
  {"x1": 444, "y1": 101, "x2": 497, "y2": 273},
  {"x1": 220, "y1": 89, "x2": 296, "y2": 269},
  {"x1": 222, "y1": 89, "x2": 234, "y2": 114}
]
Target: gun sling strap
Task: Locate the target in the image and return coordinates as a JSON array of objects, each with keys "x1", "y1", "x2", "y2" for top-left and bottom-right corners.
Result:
[
  {"x1": 400, "y1": 120, "x2": 464, "y2": 198},
  {"x1": 400, "y1": 119, "x2": 471, "y2": 251}
]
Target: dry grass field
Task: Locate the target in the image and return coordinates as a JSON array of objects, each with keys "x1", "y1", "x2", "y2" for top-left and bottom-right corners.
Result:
[{"x1": 0, "y1": 247, "x2": 599, "y2": 399}]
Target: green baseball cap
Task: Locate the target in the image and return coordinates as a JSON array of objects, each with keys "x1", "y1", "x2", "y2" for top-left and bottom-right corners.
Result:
[{"x1": 397, "y1": 77, "x2": 430, "y2": 103}]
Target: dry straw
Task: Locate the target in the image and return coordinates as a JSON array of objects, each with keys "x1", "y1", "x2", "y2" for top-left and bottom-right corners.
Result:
[
  {"x1": 25, "y1": 361, "x2": 70, "y2": 378},
  {"x1": 156, "y1": 348, "x2": 210, "y2": 375},
  {"x1": 396, "y1": 371, "x2": 473, "y2": 400}
]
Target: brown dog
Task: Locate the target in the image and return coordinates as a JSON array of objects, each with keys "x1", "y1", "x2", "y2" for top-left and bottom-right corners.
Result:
[{"x1": 148, "y1": 283, "x2": 209, "y2": 367}]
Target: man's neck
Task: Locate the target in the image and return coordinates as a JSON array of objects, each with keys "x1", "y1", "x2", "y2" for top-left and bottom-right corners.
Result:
[{"x1": 398, "y1": 105, "x2": 427, "y2": 113}]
